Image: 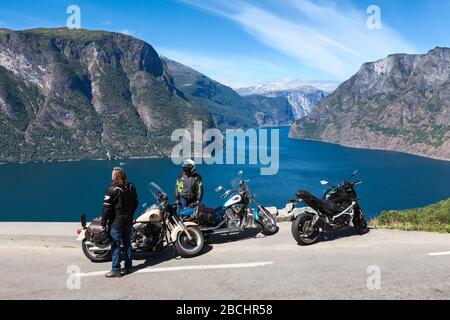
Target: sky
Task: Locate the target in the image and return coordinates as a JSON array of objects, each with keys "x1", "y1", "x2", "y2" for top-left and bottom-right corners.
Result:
[{"x1": 0, "y1": 0, "x2": 449, "y2": 87}]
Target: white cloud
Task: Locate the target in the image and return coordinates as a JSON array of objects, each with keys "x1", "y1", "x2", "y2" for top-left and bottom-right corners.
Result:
[{"x1": 180, "y1": 0, "x2": 416, "y2": 79}]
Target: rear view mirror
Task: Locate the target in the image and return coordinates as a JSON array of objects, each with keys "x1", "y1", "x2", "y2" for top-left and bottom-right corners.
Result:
[
  {"x1": 215, "y1": 186, "x2": 223, "y2": 193},
  {"x1": 80, "y1": 214, "x2": 87, "y2": 228},
  {"x1": 237, "y1": 170, "x2": 243, "y2": 176}
]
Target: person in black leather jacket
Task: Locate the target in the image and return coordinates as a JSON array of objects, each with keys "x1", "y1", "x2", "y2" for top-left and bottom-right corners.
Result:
[{"x1": 101, "y1": 167, "x2": 138, "y2": 278}]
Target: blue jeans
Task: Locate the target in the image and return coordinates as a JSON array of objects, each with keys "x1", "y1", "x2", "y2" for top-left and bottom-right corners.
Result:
[
  {"x1": 110, "y1": 226, "x2": 133, "y2": 273},
  {"x1": 179, "y1": 197, "x2": 196, "y2": 211}
]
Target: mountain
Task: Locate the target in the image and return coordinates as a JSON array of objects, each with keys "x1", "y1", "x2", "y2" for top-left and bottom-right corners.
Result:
[
  {"x1": 290, "y1": 48, "x2": 450, "y2": 161},
  {"x1": 0, "y1": 28, "x2": 218, "y2": 163},
  {"x1": 242, "y1": 95, "x2": 295, "y2": 126},
  {"x1": 162, "y1": 58, "x2": 258, "y2": 129},
  {"x1": 236, "y1": 84, "x2": 331, "y2": 120}
]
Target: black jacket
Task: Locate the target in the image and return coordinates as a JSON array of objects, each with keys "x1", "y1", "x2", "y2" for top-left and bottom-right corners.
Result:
[
  {"x1": 101, "y1": 183, "x2": 138, "y2": 229},
  {"x1": 175, "y1": 172, "x2": 203, "y2": 202}
]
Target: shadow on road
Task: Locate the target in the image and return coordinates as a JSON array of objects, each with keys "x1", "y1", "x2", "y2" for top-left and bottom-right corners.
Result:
[
  {"x1": 318, "y1": 227, "x2": 372, "y2": 243},
  {"x1": 204, "y1": 226, "x2": 267, "y2": 245},
  {"x1": 130, "y1": 244, "x2": 214, "y2": 272}
]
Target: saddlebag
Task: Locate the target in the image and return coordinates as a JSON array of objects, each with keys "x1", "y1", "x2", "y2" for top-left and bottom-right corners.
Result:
[
  {"x1": 86, "y1": 219, "x2": 111, "y2": 245},
  {"x1": 195, "y1": 205, "x2": 216, "y2": 225}
]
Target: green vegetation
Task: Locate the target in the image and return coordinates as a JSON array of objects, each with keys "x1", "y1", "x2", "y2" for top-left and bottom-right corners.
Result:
[{"x1": 370, "y1": 198, "x2": 450, "y2": 233}]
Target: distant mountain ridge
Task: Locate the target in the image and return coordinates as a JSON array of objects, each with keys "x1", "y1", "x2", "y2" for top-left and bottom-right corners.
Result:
[
  {"x1": 290, "y1": 47, "x2": 450, "y2": 161},
  {"x1": 236, "y1": 84, "x2": 330, "y2": 120}
]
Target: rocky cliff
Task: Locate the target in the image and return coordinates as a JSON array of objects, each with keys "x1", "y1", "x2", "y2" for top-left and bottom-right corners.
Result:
[
  {"x1": 243, "y1": 95, "x2": 295, "y2": 126},
  {"x1": 290, "y1": 48, "x2": 450, "y2": 161},
  {"x1": 0, "y1": 28, "x2": 244, "y2": 163}
]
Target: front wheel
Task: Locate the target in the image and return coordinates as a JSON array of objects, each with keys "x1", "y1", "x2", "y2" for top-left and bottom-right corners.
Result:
[
  {"x1": 353, "y1": 207, "x2": 370, "y2": 235},
  {"x1": 291, "y1": 212, "x2": 320, "y2": 246},
  {"x1": 256, "y1": 206, "x2": 279, "y2": 236},
  {"x1": 174, "y1": 226, "x2": 204, "y2": 258},
  {"x1": 81, "y1": 239, "x2": 111, "y2": 262}
]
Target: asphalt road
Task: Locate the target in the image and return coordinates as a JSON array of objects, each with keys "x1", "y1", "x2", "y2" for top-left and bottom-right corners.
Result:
[{"x1": 0, "y1": 223, "x2": 449, "y2": 300}]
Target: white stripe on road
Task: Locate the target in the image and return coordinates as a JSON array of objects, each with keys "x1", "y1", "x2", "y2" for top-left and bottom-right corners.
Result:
[
  {"x1": 77, "y1": 261, "x2": 274, "y2": 278},
  {"x1": 428, "y1": 251, "x2": 450, "y2": 256}
]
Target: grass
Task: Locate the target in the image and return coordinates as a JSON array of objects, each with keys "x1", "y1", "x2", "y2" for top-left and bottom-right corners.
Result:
[{"x1": 369, "y1": 198, "x2": 450, "y2": 233}]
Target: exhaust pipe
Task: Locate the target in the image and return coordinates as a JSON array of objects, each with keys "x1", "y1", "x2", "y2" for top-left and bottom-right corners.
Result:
[{"x1": 210, "y1": 227, "x2": 244, "y2": 235}]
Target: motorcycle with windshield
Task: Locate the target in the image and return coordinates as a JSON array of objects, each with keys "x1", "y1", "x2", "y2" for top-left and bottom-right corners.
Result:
[
  {"x1": 77, "y1": 182, "x2": 204, "y2": 262},
  {"x1": 178, "y1": 171, "x2": 279, "y2": 236},
  {"x1": 287, "y1": 170, "x2": 369, "y2": 245}
]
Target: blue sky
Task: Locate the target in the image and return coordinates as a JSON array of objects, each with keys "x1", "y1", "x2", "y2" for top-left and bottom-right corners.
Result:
[{"x1": 1, "y1": 0, "x2": 449, "y2": 86}]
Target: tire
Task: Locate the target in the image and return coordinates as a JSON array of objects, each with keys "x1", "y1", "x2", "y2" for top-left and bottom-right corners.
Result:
[
  {"x1": 256, "y1": 206, "x2": 279, "y2": 236},
  {"x1": 353, "y1": 207, "x2": 370, "y2": 235},
  {"x1": 174, "y1": 226, "x2": 204, "y2": 258},
  {"x1": 81, "y1": 239, "x2": 111, "y2": 262},
  {"x1": 291, "y1": 212, "x2": 320, "y2": 246}
]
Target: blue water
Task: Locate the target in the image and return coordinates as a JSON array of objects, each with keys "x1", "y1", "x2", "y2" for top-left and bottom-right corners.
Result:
[{"x1": 1, "y1": 127, "x2": 449, "y2": 221}]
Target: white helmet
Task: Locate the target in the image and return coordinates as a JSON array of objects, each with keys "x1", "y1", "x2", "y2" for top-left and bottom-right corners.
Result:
[{"x1": 182, "y1": 159, "x2": 195, "y2": 169}]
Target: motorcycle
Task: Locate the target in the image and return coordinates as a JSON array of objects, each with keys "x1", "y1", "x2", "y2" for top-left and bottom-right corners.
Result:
[
  {"x1": 178, "y1": 171, "x2": 279, "y2": 236},
  {"x1": 77, "y1": 182, "x2": 204, "y2": 262},
  {"x1": 287, "y1": 170, "x2": 369, "y2": 245}
]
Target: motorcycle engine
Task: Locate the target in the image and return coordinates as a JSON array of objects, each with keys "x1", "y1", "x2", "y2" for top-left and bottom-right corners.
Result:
[
  {"x1": 135, "y1": 223, "x2": 162, "y2": 248},
  {"x1": 225, "y1": 205, "x2": 243, "y2": 227},
  {"x1": 334, "y1": 214, "x2": 352, "y2": 226}
]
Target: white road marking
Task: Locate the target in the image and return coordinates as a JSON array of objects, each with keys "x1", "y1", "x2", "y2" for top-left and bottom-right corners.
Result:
[
  {"x1": 77, "y1": 261, "x2": 274, "y2": 278},
  {"x1": 428, "y1": 251, "x2": 450, "y2": 256}
]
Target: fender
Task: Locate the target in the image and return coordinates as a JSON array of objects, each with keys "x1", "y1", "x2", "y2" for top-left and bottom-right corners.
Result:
[
  {"x1": 170, "y1": 222, "x2": 198, "y2": 242},
  {"x1": 293, "y1": 208, "x2": 318, "y2": 219},
  {"x1": 77, "y1": 229, "x2": 86, "y2": 241}
]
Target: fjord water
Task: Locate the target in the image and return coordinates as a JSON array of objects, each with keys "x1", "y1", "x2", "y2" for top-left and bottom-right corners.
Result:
[{"x1": 1, "y1": 127, "x2": 449, "y2": 222}]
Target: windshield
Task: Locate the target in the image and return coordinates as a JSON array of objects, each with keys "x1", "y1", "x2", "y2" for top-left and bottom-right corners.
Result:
[
  {"x1": 230, "y1": 171, "x2": 251, "y2": 194},
  {"x1": 147, "y1": 181, "x2": 167, "y2": 202}
]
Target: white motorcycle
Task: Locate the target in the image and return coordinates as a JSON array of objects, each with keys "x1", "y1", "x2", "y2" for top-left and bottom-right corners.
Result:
[{"x1": 77, "y1": 182, "x2": 204, "y2": 262}]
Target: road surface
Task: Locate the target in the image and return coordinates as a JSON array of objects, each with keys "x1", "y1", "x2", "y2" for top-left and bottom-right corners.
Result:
[{"x1": 0, "y1": 222, "x2": 449, "y2": 299}]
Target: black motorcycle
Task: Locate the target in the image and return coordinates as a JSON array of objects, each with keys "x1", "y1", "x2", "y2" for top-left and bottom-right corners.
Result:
[{"x1": 287, "y1": 170, "x2": 369, "y2": 245}]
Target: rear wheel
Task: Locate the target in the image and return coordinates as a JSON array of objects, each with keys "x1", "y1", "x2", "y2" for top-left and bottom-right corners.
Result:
[
  {"x1": 81, "y1": 239, "x2": 111, "y2": 262},
  {"x1": 291, "y1": 212, "x2": 320, "y2": 245},
  {"x1": 256, "y1": 206, "x2": 279, "y2": 236},
  {"x1": 174, "y1": 226, "x2": 204, "y2": 258}
]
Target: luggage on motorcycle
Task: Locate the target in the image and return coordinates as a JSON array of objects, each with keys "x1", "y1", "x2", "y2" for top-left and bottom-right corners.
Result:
[
  {"x1": 93, "y1": 230, "x2": 111, "y2": 246},
  {"x1": 85, "y1": 219, "x2": 111, "y2": 245},
  {"x1": 195, "y1": 205, "x2": 216, "y2": 225}
]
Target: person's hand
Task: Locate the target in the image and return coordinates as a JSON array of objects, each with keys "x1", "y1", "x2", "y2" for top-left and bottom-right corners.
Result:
[
  {"x1": 175, "y1": 199, "x2": 180, "y2": 205},
  {"x1": 100, "y1": 225, "x2": 106, "y2": 231},
  {"x1": 190, "y1": 201, "x2": 200, "y2": 208}
]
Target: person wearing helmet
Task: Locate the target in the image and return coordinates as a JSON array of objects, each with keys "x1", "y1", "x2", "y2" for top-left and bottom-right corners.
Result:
[{"x1": 175, "y1": 159, "x2": 203, "y2": 211}]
